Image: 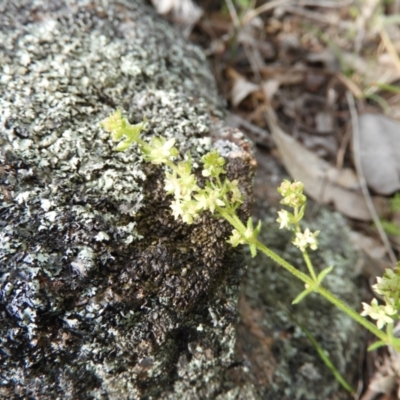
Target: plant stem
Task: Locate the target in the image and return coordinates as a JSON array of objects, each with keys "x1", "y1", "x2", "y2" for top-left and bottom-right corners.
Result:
[
  {"x1": 302, "y1": 249, "x2": 317, "y2": 282},
  {"x1": 253, "y1": 239, "x2": 397, "y2": 349},
  {"x1": 218, "y1": 208, "x2": 244, "y2": 232},
  {"x1": 293, "y1": 207, "x2": 317, "y2": 281}
]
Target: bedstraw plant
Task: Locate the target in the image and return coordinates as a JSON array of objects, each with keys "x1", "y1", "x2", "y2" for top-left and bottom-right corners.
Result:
[{"x1": 101, "y1": 110, "x2": 400, "y2": 356}]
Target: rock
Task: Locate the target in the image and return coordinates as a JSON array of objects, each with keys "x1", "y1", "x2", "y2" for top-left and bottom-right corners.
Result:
[{"x1": 0, "y1": 1, "x2": 255, "y2": 399}]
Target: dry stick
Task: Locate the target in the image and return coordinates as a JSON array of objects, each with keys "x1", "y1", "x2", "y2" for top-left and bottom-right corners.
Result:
[
  {"x1": 284, "y1": 5, "x2": 340, "y2": 25},
  {"x1": 336, "y1": 74, "x2": 363, "y2": 99},
  {"x1": 243, "y1": 44, "x2": 262, "y2": 82},
  {"x1": 380, "y1": 28, "x2": 400, "y2": 76},
  {"x1": 346, "y1": 91, "x2": 397, "y2": 265},
  {"x1": 336, "y1": 126, "x2": 351, "y2": 170},
  {"x1": 224, "y1": 0, "x2": 241, "y2": 30},
  {"x1": 296, "y1": 0, "x2": 354, "y2": 7},
  {"x1": 242, "y1": 0, "x2": 290, "y2": 25},
  {"x1": 243, "y1": 0, "x2": 354, "y2": 26},
  {"x1": 226, "y1": 113, "x2": 271, "y2": 146}
]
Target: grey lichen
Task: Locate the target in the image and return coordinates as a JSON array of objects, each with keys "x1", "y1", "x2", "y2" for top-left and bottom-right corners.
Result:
[{"x1": 0, "y1": 0, "x2": 254, "y2": 399}]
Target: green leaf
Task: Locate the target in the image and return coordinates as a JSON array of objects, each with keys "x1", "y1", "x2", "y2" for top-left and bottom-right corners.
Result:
[
  {"x1": 249, "y1": 243, "x2": 257, "y2": 258},
  {"x1": 367, "y1": 340, "x2": 387, "y2": 351},
  {"x1": 380, "y1": 220, "x2": 400, "y2": 237},
  {"x1": 317, "y1": 266, "x2": 334, "y2": 284},
  {"x1": 114, "y1": 141, "x2": 133, "y2": 151},
  {"x1": 254, "y1": 220, "x2": 262, "y2": 237},
  {"x1": 292, "y1": 287, "x2": 313, "y2": 304},
  {"x1": 113, "y1": 119, "x2": 146, "y2": 151},
  {"x1": 298, "y1": 204, "x2": 305, "y2": 221}
]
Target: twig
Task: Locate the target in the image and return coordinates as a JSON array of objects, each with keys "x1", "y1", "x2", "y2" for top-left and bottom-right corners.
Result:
[
  {"x1": 346, "y1": 91, "x2": 397, "y2": 265},
  {"x1": 226, "y1": 113, "x2": 271, "y2": 146},
  {"x1": 296, "y1": 0, "x2": 354, "y2": 7},
  {"x1": 336, "y1": 125, "x2": 351, "y2": 170},
  {"x1": 242, "y1": 0, "x2": 290, "y2": 25},
  {"x1": 224, "y1": 0, "x2": 241, "y2": 30},
  {"x1": 243, "y1": 0, "x2": 353, "y2": 26},
  {"x1": 284, "y1": 5, "x2": 340, "y2": 25},
  {"x1": 379, "y1": 27, "x2": 400, "y2": 76},
  {"x1": 336, "y1": 73, "x2": 363, "y2": 99}
]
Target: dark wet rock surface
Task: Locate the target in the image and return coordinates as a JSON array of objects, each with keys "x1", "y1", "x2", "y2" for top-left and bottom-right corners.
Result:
[{"x1": 0, "y1": 1, "x2": 254, "y2": 398}]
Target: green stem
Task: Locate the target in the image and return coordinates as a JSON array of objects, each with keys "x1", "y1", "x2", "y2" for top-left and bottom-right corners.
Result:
[
  {"x1": 316, "y1": 284, "x2": 390, "y2": 345},
  {"x1": 252, "y1": 239, "x2": 396, "y2": 348},
  {"x1": 293, "y1": 207, "x2": 317, "y2": 281},
  {"x1": 218, "y1": 207, "x2": 244, "y2": 232},
  {"x1": 302, "y1": 250, "x2": 317, "y2": 282},
  {"x1": 164, "y1": 160, "x2": 177, "y2": 172},
  {"x1": 284, "y1": 304, "x2": 355, "y2": 394},
  {"x1": 137, "y1": 139, "x2": 150, "y2": 149}
]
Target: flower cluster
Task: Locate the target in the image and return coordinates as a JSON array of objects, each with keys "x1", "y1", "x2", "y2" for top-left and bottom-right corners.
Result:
[
  {"x1": 101, "y1": 110, "x2": 147, "y2": 151},
  {"x1": 361, "y1": 298, "x2": 396, "y2": 330},
  {"x1": 361, "y1": 264, "x2": 400, "y2": 330},
  {"x1": 276, "y1": 179, "x2": 319, "y2": 253},
  {"x1": 227, "y1": 218, "x2": 261, "y2": 257},
  {"x1": 163, "y1": 153, "x2": 243, "y2": 225},
  {"x1": 293, "y1": 228, "x2": 319, "y2": 252},
  {"x1": 277, "y1": 180, "x2": 306, "y2": 208},
  {"x1": 101, "y1": 110, "x2": 244, "y2": 228},
  {"x1": 201, "y1": 151, "x2": 226, "y2": 178},
  {"x1": 373, "y1": 265, "x2": 400, "y2": 308},
  {"x1": 142, "y1": 137, "x2": 179, "y2": 164}
]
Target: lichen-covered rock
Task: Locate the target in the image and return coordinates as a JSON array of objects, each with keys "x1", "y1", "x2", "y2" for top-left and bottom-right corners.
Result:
[{"x1": 0, "y1": 1, "x2": 255, "y2": 398}]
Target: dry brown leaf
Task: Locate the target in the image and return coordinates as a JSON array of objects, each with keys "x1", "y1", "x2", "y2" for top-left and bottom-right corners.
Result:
[
  {"x1": 368, "y1": 374, "x2": 397, "y2": 396},
  {"x1": 348, "y1": 231, "x2": 388, "y2": 277},
  {"x1": 343, "y1": 51, "x2": 400, "y2": 89},
  {"x1": 307, "y1": 49, "x2": 339, "y2": 70},
  {"x1": 361, "y1": 346, "x2": 400, "y2": 400},
  {"x1": 358, "y1": 113, "x2": 400, "y2": 195},
  {"x1": 262, "y1": 80, "x2": 280, "y2": 101},
  {"x1": 151, "y1": 0, "x2": 174, "y2": 14},
  {"x1": 261, "y1": 71, "x2": 303, "y2": 102},
  {"x1": 228, "y1": 69, "x2": 260, "y2": 107},
  {"x1": 265, "y1": 105, "x2": 372, "y2": 220},
  {"x1": 349, "y1": 231, "x2": 387, "y2": 260}
]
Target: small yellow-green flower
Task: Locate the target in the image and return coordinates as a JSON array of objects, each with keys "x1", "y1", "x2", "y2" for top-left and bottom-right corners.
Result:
[
  {"x1": 227, "y1": 229, "x2": 245, "y2": 247},
  {"x1": 202, "y1": 151, "x2": 225, "y2": 178},
  {"x1": 278, "y1": 179, "x2": 306, "y2": 208},
  {"x1": 361, "y1": 298, "x2": 397, "y2": 329},
  {"x1": 372, "y1": 267, "x2": 400, "y2": 303},
  {"x1": 143, "y1": 137, "x2": 179, "y2": 164},
  {"x1": 293, "y1": 228, "x2": 319, "y2": 252},
  {"x1": 195, "y1": 189, "x2": 225, "y2": 214},
  {"x1": 165, "y1": 172, "x2": 198, "y2": 200},
  {"x1": 277, "y1": 210, "x2": 290, "y2": 229},
  {"x1": 227, "y1": 180, "x2": 243, "y2": 206},
  {"x1": 101, "y1": 109, "x2": 124, "y2": 136},
  {"x1": 170, "y1": 199, "x2": 199, "y2": 224},
  {"x1": 101, "y1": 110, "x2": 146, "y2": 151}
]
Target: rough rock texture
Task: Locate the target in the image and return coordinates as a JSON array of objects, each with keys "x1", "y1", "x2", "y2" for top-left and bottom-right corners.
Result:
[{"x1": 0, "y1": 1, "x2": 255, "y2": 399}]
